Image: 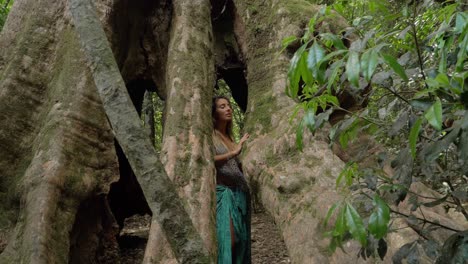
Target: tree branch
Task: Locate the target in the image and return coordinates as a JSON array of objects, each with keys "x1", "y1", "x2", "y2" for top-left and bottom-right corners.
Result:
[{"x1": 390, "y1": 208, "x2": 461, "y2": 233}]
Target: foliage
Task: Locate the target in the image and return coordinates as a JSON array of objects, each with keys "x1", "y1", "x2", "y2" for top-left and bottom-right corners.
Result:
[
  {"x1": 0, "y1": 0, "x2": 13, "y2": 31},
  {"x1": 285, "y1": 0, "x2": 467, "y2": 261},
  {"x1": 151, "y1": 93, "x2": 164, "y2": 152}
]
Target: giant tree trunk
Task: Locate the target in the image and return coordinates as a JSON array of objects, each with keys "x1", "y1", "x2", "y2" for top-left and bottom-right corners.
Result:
[
  {"x1": 226, "y1": 0, "x2": 467, "y2": 263},
  {"x1": 1, "y1": 0, "x2": 466, "y2": 263},
  {"x1": 0, "y1": 0, "x2": 215, "y2": 263},
  {"x1": 228, "y1": 1, "x2": 349, "y2": 262}
]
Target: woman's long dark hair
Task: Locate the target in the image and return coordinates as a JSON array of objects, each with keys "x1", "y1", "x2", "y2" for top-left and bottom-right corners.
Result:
[{"x1": 212, "y1": 95, "x2": 234, "y2": 140}]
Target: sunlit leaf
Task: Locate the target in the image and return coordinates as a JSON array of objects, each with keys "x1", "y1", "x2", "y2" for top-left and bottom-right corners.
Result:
[
  {"x1": 308, "y1": 14, "x2": 318, "y2": 32},
  {"x1": 361, "y1": 48, "x2": 379, "y2": 82},
  {"x1": 368, "y1": 195, "x2": 390, "y2": 239},
  {"x1": 435, "y1": 73, "x2": 450, "y2": 89},
  {"x1": 307, "y1": 41, "x2": 326, "y2": 80},
  {"x1": 345, "y1": 203, "x2": 367, "y2": 246},
  {"x1": 300, "y1": 51, "x2": 314, "y2": 87},
  {"x1": 282, "y1": 36, "x2": 297, "y2": 49},
  {"x1": 287, "y1": 45, "x2": 306, "y2": 98},
  {"x1": 304, "y1": 109, "x2": 316, "y2": 132},
  {"x1": 455, "y1": 12, "x2": 468, "y2": 34},
  {"x1": 346, "y1": 51, "x2": 360, "y2": 87}
]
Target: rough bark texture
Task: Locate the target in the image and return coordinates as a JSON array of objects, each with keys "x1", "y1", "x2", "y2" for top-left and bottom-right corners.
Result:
[
  {"x1": 147, "y1": 0, "x2": 217, "y2": 262},
  {"x1": 229, "y1": 0, "x2": 468, "y2": 263},
  {"x1": 1, "y1": 0, "x2": 466, "y2": 263},
  {"x1": 0, "y1": 0, "x2": 215, "y2": 262},
  {"x1": 69, "y1": 0, "x2": 210, "y2": 262},
  {"x1": 0, "y1": 0, "x2": 119, "y2": 262}
]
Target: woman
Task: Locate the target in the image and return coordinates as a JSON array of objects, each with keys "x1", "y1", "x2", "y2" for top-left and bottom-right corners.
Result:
[{"x1": 212, "y1": 96, "x2": 251, "y2": 264}]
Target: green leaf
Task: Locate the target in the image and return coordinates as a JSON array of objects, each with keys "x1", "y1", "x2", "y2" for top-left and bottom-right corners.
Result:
[
  {"x1": 381, "y1": 53, "x2": 408, "y2": 82},
  {"x1": 323, "y1": 94, "x2": 339, "y2": 106},
  {"x1": 287, "y1": 45, "x2": 307, "y2": 98},
  {"x1": 438, "y1": 40, "x2": 447, "y2": 73},
  {"x1": 435, "y1": 73, "x2": 450, "y2": 89},
  {"x1": 346, "y1": 51, "x2": 360, "y2": 87},
  {"x1": 324, "y1": 203, "x2": 339, "y2": 227},
  {"x1": 327, "y1": 60, "x2": 344, "y2": 93},
  {"x1": 308, "y1": 14, "x2": 318, "y2": 33},
  {"x1": 409, "y1": 118, "x2": 422, "y2": 159},
  {"x1": 320, "y1": 33, "x2": 347, "y2": 50},
  {"x1": 304, "y1": 109, "x2": 316, "y2": 132},
  {"x1": 368, "y1": 195, "x2": 390, "y2": 239},
  {"x1": 456, "y1": 31, "x2": 468, "y2": 72},
  {"x1": 296, "y1": 120, "x2": 304, "y2": 151},
  {"x1": 345, "y1": 203, "x2": 367, "y2": 246},
  {"x1": 336, "y1": 167, "x2": 345, "y2": 187},
  {"x1": 300, "y1": 51, "x2": 314, "y2": 87},
  {"x1": 333, "y1": 205, "x2": 347, "y2": 236},
  {"x1": 424, "y1": 98, "x2": 443, "y2": 131},
  {"x1": 320, "y1": 50, "x2": 348, "y2": 64},
  {"x1": 282, "y1": 36, "x2": 297, "y2": 49},
  {"x1": 307, "y1": 41, "x2": 326, "y2": 80},
  {"x1": 455, "y1": 12, "x2": 468, "y2": 34},
  {"x1": 410, "y1": 99, "x2": 433, "y2": 111},
  {"x1": 361, "y1": 48, "x2": 379, "y2": 82}
]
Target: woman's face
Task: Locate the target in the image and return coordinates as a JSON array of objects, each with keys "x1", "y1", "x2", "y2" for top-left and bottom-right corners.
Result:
[{"x1": 214, "y1": 98, "x2": 232, "y2": 123}]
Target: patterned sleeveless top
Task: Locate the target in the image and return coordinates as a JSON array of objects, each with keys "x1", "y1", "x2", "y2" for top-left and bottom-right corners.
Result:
[{"x1": 213, "y1": 134, "x2": 249, "y2": 192}]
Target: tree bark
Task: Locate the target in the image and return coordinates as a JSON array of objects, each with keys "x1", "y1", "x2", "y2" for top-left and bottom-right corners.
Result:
[
  {"x1": 143, "y1": 91, "x2": 156, "y2": 145},
  {"x1": 0, "y1": 0, "x2": 120, "y2": 262},
  {"x1": 68, "y1": 0, "x2": 210, "y2": 262},
  {"x1": 0, "y1": 0, "x2": 214, "y2": 262},
  {"x1": 145, "y1": 0, "x2": 217, "y2": 262}
]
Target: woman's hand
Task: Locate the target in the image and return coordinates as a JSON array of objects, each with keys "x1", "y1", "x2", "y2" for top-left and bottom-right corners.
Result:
[{"x1": 233, "y1": 133, "x2": 250, "y2": 156}]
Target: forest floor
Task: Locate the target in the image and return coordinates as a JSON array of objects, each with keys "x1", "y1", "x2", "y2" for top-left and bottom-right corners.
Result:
[{"x1": 119, "y1": 209, "x2": 290, "y2": 263}]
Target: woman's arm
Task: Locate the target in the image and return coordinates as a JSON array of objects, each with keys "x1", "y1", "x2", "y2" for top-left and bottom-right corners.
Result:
[
  {"x1": 214, "y1": 133, "x2": 249, "y2": 165},
  {"x1": 214, "y1": 151, "x2": 236, "y2": 165}
]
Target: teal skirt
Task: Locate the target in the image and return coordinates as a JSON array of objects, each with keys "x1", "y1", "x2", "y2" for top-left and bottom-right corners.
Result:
[{"x1": 216, "y1": 185, "x2": 251, "y2": 264}]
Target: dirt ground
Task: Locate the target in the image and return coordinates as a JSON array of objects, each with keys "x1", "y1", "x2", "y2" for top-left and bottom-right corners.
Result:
[{"x1": 119, "y1": 209, "x2": 290, "y2": 263}]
